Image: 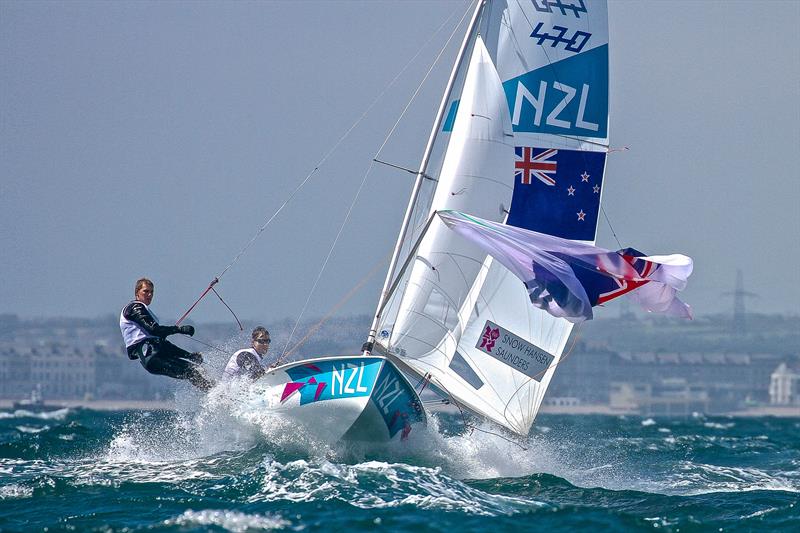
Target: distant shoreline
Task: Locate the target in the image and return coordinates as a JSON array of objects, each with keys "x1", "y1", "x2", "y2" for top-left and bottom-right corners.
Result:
[
  {"x1": 537, "y1": 404, "x2": 800, "y2": 417},
  {"x1": 1, "y1": 399, "x2": 797, "y2": 417}
]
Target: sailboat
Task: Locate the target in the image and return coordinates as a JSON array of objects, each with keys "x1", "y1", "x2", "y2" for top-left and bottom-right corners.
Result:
[{"x1": 249, "y1": 0, "x2": 689, "y2": 442}]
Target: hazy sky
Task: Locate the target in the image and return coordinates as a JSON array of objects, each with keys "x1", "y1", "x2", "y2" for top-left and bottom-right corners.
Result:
[{"x1": 2, "y1": 0, "x2": 799, "y2": 324}]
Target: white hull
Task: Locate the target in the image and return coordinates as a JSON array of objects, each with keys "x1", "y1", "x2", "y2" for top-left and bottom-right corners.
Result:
[{"x1": 249, "y1": 355, "x2": 425, "y2": 442}]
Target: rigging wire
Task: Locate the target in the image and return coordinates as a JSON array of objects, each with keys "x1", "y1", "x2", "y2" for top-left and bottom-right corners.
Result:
[
  {"x1": 175, "y1": 4, "x2": 466, "y2": 326},
  {"x1": 211, "y1": 286, "x2": 243, "y2": 331},
  {"x1": 601, "y1": 206, "x2": 623, "y2": 249},
  {"x1": 277, "y1": 159, "x2": 377, "y2": 363},
  {"x1": 176, "y1": 278, "x2": 218, "y2": 326},
  {"x1": 276, "y1": 248, "x2": 392, "y2": 364},
  {"x1": 373, "y1": 0, "x2": 475, "y2": 161},
  {"x1": 277, "y1": 3, "x2": 475, "y2": 360},
  {"x1": 183, "y1": 335, "x2": 227, "y2": 354}
]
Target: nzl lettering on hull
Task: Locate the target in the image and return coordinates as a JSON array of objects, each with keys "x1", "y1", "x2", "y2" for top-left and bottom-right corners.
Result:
[
  {"x1": 371, "y1": 363, "x2": 424, "y2": 438},
  {"x1": 281, "y1": 359, "x2": 382, "y2": 405}
]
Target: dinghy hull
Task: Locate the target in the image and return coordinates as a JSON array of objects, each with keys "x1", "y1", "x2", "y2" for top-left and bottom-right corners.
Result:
[{"x1": 253, "y1": 355, "x2": 425, "y2": 442}]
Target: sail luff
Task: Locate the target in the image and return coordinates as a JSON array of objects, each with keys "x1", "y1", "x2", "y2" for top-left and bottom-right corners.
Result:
[
  {"x1": 365, "y1": 0, "x2": 486, "y2": 351},
  {"x1": 375, "y1": 0, "x2": 610, "y2": 436},
  {"x1": 386, "y1": 35, "x2": 532, "y2": 431}
]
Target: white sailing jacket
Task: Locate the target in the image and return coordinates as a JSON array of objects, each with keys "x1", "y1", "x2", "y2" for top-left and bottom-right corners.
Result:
[{"x1": 222, "y1": 347, "x2": 265, "y2": 380}]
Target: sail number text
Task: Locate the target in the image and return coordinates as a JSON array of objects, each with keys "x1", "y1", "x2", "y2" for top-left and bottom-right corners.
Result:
[{"x1": 512, "y1": 80, "x2": 599, "y2": 132}]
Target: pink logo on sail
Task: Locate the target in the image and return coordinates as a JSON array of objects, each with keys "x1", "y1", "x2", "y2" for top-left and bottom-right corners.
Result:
[{"x1": 479, "y1": 326, "x2": 500, "y2": 352}]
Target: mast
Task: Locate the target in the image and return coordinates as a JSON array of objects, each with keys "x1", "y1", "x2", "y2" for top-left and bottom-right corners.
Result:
[{"x1": 364, "y1": 0, "x2": 487, "y2": 353}]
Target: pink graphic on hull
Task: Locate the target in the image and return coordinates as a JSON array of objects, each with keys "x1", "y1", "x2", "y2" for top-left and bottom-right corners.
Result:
[
  {"x1": 389, "y1": 410, "x2": 413, "y2": 441},
  {"x1": 280, "y1": 382, "x2": 306, "y2": 402},
  {"x1": 280, "y1": 373, "x2": 328, "y2": 403},
  {"x1": 312, "y1": 379, "x2": 326, "y2": 401}
]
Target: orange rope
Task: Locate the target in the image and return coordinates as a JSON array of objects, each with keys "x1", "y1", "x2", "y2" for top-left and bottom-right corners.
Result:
[
  {"x1": 278, "y1": 249, "x2": 392, "y2": 363},
  {"x1": 176, "y1": 278, "x2": 218, "y2": 326}
]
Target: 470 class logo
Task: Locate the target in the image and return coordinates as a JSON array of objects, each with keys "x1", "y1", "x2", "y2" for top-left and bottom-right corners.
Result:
[{"x1": 533, "y1": 0, "x2": 589, "y2": 19}]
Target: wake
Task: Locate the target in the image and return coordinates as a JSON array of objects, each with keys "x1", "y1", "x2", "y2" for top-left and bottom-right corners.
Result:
[{"x1": 99, "y1": 380, "x2": 800, "y2": 500}]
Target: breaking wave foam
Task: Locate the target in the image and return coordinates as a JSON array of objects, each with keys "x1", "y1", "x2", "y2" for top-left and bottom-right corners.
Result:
[
  {"x1": 163, "y1": 510, "x2": 290, "y2": 532},
  {"x1": 95, "y1": 386, "x2": 800, "y2": 505},
  {"x1": 0, "y1": 408, "x2": 70, "y2": 420}
]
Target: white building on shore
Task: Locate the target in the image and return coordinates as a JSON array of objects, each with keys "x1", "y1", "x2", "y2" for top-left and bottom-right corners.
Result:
[{"x1": 769, "y1": 362, "x2": 800, "y2": 405}]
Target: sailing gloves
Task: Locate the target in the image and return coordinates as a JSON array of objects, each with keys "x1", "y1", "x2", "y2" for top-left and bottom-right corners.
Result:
[{"x1": 179, "y1": 325, "x2": 195, "y2": 336}]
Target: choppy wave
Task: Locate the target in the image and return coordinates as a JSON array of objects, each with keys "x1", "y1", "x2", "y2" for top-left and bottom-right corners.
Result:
[
  {"x1": 0, "y1": 407, "x2": 71, "y2": 421},
  {"x1": 0, "y1": 400, "x2": 798, "y2": 531},
  {"x1": 163, "y1": 509, "x2": 290, "y2": 532}
]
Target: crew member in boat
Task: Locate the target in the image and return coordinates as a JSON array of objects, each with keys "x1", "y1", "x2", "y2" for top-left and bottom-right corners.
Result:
[
  {"x1": 119, "y1": 278, "x2": 215, "y2": 391},
  {"x1": 222, "y1": 327, "x2": 270, "y2": 381}
]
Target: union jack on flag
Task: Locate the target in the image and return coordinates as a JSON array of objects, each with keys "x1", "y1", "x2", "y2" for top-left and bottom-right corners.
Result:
[
  {"x1": 515, "y1": 147, "x2": 558, "y2": 186},
  {"x1": 594, "y1": 249, "x2": 655, "y2": 305}
]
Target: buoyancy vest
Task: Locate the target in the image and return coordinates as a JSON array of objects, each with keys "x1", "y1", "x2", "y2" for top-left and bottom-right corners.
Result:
[
  {"x1": 119, "y1": 301, "x2": 159, "y2": 349},
  {"x1": 223, "y1": 347, "x2": 264, "y2": 379}
]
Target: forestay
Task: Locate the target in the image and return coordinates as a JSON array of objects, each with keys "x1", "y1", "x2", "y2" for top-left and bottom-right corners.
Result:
[{"x1": 375, "y1": 0, "x2": 610, "y2": 435}]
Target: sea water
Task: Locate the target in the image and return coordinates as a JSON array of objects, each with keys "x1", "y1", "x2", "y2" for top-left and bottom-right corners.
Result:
[{"x1": 0, "y1": 393, "x2": 797, "y2": 532}]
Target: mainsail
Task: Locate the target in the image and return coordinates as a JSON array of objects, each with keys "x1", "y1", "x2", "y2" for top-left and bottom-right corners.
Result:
[{"x1": 372, "y1": 0, "x2": 611, "y2": 435}]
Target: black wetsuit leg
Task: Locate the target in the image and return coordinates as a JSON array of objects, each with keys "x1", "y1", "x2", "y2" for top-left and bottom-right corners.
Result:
[{"x1": 137, "y1": 340, "x2": 214, "y2": 391}]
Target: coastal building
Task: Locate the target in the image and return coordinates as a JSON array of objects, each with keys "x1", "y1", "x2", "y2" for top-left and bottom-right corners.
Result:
[
  {"x1": 0, "y1": 341, "x2": 169, "y2": 401},
  {"x1": 548, "y1": 347, "x2": 791, "y2": 414},
  {"x1": 609, "y1": 379, "x2": 710, "y2": 416},
  {"x1": 0, "y1": 344, "x2": 32, "y2": 397},
  {"x1": 2, "y1": 314, "x2": 798, "y2": 413},
  {"x1": 769, "y1": 362, "x2": 800, "y2": 405}
]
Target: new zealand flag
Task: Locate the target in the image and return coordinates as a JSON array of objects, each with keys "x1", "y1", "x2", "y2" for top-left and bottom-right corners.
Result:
[
  {"x1": 527, "y1": 247, "x2": 654, "y2": 319},
  {"x1": 507, "y1": 146, "x2": 606, "y2": 241},
  {"x1": 438, "y1": 210, "x2": 693, "y2": 323}
]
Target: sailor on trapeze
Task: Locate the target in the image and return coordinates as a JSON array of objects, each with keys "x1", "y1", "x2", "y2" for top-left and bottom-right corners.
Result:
[{"x1": 119, "y1": 277, "x2": 215, "y2": 391}]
